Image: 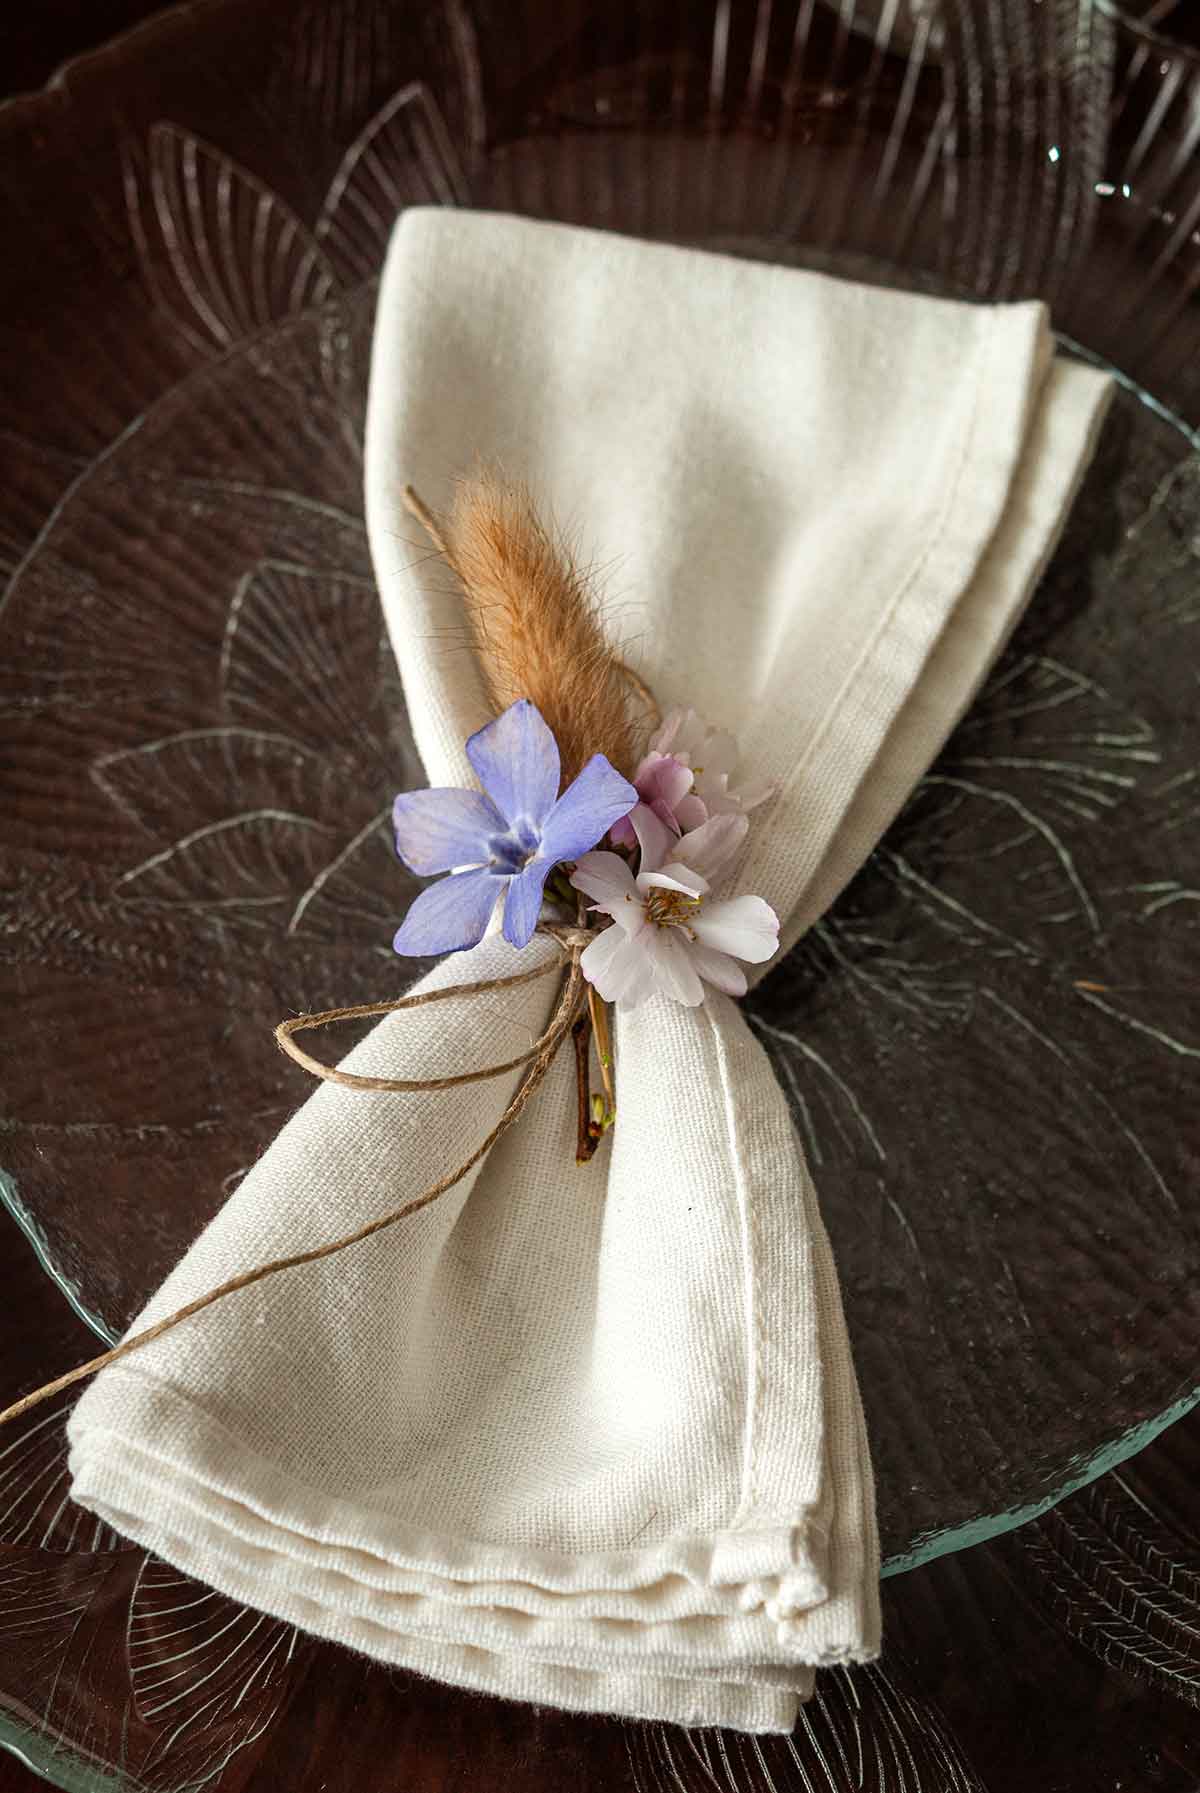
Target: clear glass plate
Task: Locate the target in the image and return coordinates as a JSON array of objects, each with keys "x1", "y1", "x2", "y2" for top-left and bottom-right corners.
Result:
[{"x1": 1, "y1": 0, "x2": 1199, "y2": 1784}]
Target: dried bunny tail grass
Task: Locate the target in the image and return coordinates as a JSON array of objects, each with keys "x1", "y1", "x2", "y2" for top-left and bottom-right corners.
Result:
[{"x1": 405, "y1": 473, "x2": 638, "y2": 781}]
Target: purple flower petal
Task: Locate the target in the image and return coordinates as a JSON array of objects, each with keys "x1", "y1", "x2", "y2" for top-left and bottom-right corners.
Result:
[
  {"x1": 392, "y1": 787, "x2": 505, "y2": 876},
  {"x1": 501, "y1": 858, "x2": 554, "y2": 949},
  {"x1": 466, "y1": 699, "x2": 560, "y2": 830},
  {"x1": 393, "y1": 867, "x2": 502, "y2": 956},
  {"x1": 539, "y1": 754, "x2": 639, "y2": 866}
]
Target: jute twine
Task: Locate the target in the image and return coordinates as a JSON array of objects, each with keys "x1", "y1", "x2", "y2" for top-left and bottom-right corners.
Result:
[
  {"x1": 0, "y1": 481, "x2": 658, "y2": 1432},
  {"x1": 0, "y1": 923, "x2": 594, "y2": 1430}
]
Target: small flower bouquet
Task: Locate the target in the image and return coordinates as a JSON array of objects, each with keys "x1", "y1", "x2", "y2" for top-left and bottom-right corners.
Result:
[
  {"x1": 392, "y1": 695, "x2": 781, "y2": 1001},
  {"x1": 387, "y1": 480, "x2": 781, "y2": 1157}
]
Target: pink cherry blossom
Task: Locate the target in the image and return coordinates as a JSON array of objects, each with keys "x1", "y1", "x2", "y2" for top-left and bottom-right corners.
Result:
[
  {"x1": 570, "y1": 811, "x2": 779, "y2": 1010},
  {"x1": 608, "y1": 750, "x2": 707, "y2": 848},
  {"x1": 650, "y1": 708, "x2": 774, "y2": 819}
]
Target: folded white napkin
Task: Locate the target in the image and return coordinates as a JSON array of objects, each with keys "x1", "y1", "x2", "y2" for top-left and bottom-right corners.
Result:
[{"x1": 67, "y1": 212, "x2": 1112, "y2": 1734}]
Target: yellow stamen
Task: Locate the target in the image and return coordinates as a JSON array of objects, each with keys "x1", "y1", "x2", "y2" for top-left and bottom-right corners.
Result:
[{"x1": 644, "y1": 886, "x2": 701, "y2": 930}]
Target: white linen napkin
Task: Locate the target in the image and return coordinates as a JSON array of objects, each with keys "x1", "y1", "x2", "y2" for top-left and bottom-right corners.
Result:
[{"x1": 67, "y1": 212, "x2": 1112, "y2": 1735}]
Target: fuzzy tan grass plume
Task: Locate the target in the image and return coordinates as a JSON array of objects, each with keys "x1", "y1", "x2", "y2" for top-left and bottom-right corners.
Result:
[{"x1": 404, "y1": 474, "x2": 639, "y2": 782}]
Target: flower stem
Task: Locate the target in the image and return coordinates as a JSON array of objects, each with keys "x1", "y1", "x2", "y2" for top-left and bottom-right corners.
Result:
[
  {"x1": 588, "y1": 983, "x2": 616, "y2": 1115},
  {"x1": 546, "y1": 865, "x2": 578, "y2": 912},
  {"x1": 572, "y1": 1012, "x2": 601, "y2": 1166}
]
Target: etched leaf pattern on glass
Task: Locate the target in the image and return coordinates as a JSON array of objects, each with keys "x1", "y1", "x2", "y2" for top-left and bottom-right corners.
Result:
[{"x1": 3, "y1": 1, "x2": 1200, "y2": 1787}]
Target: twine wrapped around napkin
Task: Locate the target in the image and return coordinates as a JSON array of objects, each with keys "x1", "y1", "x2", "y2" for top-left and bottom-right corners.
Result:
[{"x1": 66, "y1": 212, "x2": 1112, "y2": 1734}]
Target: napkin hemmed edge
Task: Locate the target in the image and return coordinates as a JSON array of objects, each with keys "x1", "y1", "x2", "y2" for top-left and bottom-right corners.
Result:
[
  {"x1": 762, "y1": 346, "x2": 1115, "y2": 966},
  {"x1": 65, "y1": 1461, "x2": 875, "y2": 1732},
  {"x1": 68, "y1": 1370, "x2": 837, "y2": 1608}
]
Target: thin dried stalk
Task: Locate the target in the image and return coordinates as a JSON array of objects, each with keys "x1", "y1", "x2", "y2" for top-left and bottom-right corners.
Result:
[{"x1": 572, "y1": 1011, "x2": 600, "y2": 1165}]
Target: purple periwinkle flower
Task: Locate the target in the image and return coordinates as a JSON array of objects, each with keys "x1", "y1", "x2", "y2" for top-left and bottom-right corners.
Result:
[{"x1": 392, "y1": 699, "x2": 638, "y2": 956}]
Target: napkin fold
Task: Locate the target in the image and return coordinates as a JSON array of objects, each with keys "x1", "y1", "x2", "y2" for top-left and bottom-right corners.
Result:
[{"x1": 68, "y1": 212, "x2": 1112, "y2": 1734}]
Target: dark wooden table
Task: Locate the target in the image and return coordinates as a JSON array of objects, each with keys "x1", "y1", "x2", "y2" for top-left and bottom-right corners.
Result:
[{"x1": 2, "y1": 6, "x2": 1199, "y2": 1789}]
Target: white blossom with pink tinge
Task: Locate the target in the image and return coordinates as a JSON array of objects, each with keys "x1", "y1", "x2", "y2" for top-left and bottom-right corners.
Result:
[
  {"x1": 609, "y1": 709, "x2": 773, "y2": 849},
  {"x1": 651, "y1": 707, "x2": 775, "y2": 817},
  {"x1": 571, "y1": 808, "x2": 779, "y2": 1009}
]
